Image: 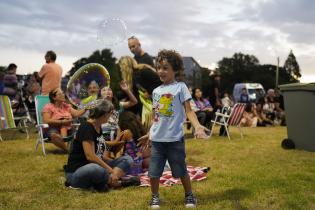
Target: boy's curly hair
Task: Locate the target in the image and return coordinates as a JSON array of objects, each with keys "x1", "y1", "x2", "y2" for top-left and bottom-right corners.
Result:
[{"x1": 156, "y1": 49, "x2": 185, "y2": 80}]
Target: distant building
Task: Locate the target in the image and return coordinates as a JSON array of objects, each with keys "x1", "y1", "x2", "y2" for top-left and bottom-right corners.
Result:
[
  {"x1": 182, "y1": 56, "x2": 203, "y2": 88},
  {"x1": 153, "y1": 56, "x2": 204, "y2": 88}
]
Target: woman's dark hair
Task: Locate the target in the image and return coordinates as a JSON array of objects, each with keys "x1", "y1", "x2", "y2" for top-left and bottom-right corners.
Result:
[
  {"x1": 156, "y1": 49, "x2": 184, "y2": 81},
  {"x1": 48, "y1": 89, "x2": 59, "y2": 103},
  {"x1": 118, "y1": 111, "x2": 145, "y2": 142},
  {"x1": 244, "y1": 103, "x2": 253, "y2": 112},
  {"x1": 191, "y1": 88, "x2": 203, "y2": 101},
  {"x1": 89, "y1": 99, "x2": 114, "y2": 119}
]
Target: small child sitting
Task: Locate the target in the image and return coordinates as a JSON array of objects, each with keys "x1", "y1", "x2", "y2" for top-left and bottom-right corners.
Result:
[{"x1": 118, "y1": 111, "x2": 148, "y2": 173}]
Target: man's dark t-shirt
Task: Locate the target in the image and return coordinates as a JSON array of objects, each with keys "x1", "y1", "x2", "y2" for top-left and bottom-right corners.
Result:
[
  {"x1": 209, "y1": 80, "x2": 222, "y2": 109},
  {"x1": 65, "y1": 122, "x2": 107, "y2": 173},
  {"x1": 134, "y1": 52, "x2": 154, "y2": 67}
]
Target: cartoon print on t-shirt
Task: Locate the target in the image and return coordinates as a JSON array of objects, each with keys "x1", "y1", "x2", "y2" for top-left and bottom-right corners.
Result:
[{"x1": 158, "y1": 93, "x2": 174, "y2": 117}]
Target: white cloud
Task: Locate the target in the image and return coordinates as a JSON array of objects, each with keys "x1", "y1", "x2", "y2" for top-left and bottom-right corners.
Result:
[{"x1": 0, "y1": 0, "x2": 314, "y2": 78}]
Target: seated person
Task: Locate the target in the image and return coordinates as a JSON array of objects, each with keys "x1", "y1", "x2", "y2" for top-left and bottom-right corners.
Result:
[
  {"x1": 256, "y1": 103, "x2": 274, "y2": 126},
  {"x1": 42, "y1": 88, "x2": 86, "y2": 152},
  {"x1": 192, "y1": 88, "x2": 213, "y2": 128},
  {"x1": 3, "y1": 63, "x2": 18, "y2": 100},
  {"x1": 240, "y1": 103, "x2": 258, "y2": 127},
  {"x1": 221, "y1": 91, "x2": 234, "y2": 108},
  {"x1": 273, "y1": 88, "x2": 286, "y2": 125},
  {"x1": 64, "y1": 100, "x2": 139, "y2": 191},
  {"x1": 118, "y1": 111, "x2": 148, "y2": 173},
  {"x1": 261, "y1": 96, "x2": 276, "y2": 122}
]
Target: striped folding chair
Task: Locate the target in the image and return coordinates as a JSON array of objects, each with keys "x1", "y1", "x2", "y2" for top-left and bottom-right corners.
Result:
[
  {"x1": 0, "y1": 95, "x2": 31, "y2": 141},
  {"x1": 209, "y1": 103, "x2": 246, "y2": 140}
]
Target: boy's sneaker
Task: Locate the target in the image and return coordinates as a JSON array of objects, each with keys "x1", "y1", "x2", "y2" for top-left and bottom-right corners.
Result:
[
  {"x1": 185, "y1": 193, "x2": 197, "y2": 208},
  {"x1": 149, "y1": 194, "x2": 160, "y2": 209}
]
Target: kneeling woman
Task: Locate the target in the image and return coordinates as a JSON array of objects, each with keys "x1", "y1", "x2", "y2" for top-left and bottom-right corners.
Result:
[{"x1": 64, "y1": 100, "x2": 135, "y2": 192}]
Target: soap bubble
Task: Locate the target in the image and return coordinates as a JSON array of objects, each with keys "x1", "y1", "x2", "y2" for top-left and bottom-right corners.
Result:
[
  {"x1": 66, "y1": 63, "x2": 110, "y2": 109},
  {"x1": 97, "y1": 18, "x2": 127, "y2": 47}
]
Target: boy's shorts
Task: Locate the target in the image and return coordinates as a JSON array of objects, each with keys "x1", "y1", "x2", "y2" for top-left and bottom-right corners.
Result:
[{"x1": 148, "y1": 138, "x2": 187, "y2": 178}]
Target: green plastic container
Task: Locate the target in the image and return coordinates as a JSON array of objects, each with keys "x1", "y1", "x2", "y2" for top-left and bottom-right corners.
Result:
[{"x1": 279, "y1": 83, "x2": 315, "y2": 152}]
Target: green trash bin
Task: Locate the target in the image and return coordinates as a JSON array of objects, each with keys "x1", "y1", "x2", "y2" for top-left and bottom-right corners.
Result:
[{"x1": 279, "y1": 83, "x2": 315, "y2": 152}]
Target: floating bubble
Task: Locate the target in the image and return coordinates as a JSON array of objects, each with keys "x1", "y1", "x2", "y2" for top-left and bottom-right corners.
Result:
[
  {"x1": 66, "y1": 63, "x2": 110, "y2": 109},
  {"x1": 97, "y1": 18, "x2": 127, "y2": 47}
]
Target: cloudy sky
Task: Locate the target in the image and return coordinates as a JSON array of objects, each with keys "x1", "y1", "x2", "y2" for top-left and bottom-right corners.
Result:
[{"x1": 0, "y1": 0, "x2": 314, "y2": 82}]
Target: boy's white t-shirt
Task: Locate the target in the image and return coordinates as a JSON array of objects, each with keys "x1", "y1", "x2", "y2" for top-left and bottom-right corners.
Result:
[{"x1": 150, "y1": 81, "x2": 191, "y2": 142}]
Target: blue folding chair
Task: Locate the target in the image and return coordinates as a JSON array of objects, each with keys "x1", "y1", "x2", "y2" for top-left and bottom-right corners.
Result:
[{"x1": 34, "y1": 95, "x2": 50, "y2": 155}]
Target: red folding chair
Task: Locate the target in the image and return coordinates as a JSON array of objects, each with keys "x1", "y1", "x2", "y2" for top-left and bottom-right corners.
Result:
[{"x1": 209, "y1": 103, "x2": 246, "y2": 140}]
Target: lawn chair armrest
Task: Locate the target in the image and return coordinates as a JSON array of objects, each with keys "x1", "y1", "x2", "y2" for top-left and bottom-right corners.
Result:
[
  {"x1": 215, "y1": 112, "x2": 230, "y2": 118},
  {"x1": 36, "y1": 123, "x2": 49, "y2": 128}
]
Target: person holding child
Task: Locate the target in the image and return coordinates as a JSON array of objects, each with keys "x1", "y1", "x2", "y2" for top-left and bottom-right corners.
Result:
[
  {"x1": 42, "y1": 88, "x2": 86, "y2": 152},
  {"x1": 138, "y1": 49, "x2": 208, "y2": 209}
]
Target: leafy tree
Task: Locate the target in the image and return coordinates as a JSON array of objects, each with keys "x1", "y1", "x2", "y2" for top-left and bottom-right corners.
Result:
[
  {"x1": 210, "y1": 52, "x2": 299, "y2": 94},
  {"x1": 0, "y1": 66, "x2": 6, "y2": 72},
  {"x1": 217, "y1": 52, "x2": 260, "y2": 92},
  {"x1": 283, "y1": 50, "x2": 301, "y2": 79}
]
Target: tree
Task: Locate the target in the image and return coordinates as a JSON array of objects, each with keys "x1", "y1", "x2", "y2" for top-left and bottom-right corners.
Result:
[
  {"x1": 0, "y1": 66, "x2": 6, "y2": 72},
  {"x1": 283, "y1": 50, "x2": 301, "y2": 79},
  {"x1": 213, "y1": 52, "x2": 299, "y2": 94},
  {"x1": 217, "y1": 52, "x2": 260, "y2": 92}
]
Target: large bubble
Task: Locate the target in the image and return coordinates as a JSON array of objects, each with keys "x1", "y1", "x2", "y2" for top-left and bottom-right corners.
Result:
[
  {"x1": 66, "y1": 63, "x2": 110, "y2": 109},
  {"x1": 97, "y1": 18, "x2": 127, "y2": 47}
]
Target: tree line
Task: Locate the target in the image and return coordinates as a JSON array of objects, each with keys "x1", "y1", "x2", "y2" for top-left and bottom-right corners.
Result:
[{"x1": 0, "y1": 49, "x2": 301, "y2": 96}]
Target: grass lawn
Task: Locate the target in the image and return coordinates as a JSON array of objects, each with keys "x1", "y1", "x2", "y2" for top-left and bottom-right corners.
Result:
[{"x1": 0, "y1": 126, "x2": 315, "y2": 210}]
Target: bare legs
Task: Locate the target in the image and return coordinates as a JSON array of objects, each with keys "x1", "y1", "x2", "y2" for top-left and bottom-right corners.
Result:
[
  {"x1": 50, "y1": 133, "x2": 68, "y2": 152},
  {"x1": 150, "y1": 174, "x2": 192, "y2": 194}
]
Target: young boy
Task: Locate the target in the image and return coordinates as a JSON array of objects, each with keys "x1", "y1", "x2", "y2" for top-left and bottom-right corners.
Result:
[{"x1": 139, "y1": 49, "x2": 208, "y2": 209}]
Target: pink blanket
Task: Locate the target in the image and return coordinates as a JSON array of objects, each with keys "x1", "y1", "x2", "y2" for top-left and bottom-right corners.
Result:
[{"x1": 132, "y1": 166, "x2": 209, "y2": 187}]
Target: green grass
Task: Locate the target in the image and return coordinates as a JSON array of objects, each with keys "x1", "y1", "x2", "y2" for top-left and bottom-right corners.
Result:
[{"x1": 0, "y1": 126, "x2": 315, "y2": 210}]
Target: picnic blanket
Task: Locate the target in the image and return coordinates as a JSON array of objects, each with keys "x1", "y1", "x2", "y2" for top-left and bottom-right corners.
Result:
[{"x1": 129, "y1": 166, "x2": 209, "y2": 187}]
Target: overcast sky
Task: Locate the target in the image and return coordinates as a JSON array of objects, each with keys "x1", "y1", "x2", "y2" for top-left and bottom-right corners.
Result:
[{"x1": 0, "y1": 0, "x2": 314, "y2": 81}]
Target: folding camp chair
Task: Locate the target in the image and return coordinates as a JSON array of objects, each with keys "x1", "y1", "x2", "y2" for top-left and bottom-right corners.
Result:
[
  {"x1": 35, "y1": 95, "x2": 80, "y2": 155},
  {"x1": 0, "y1": 95, "x2": 31, "y2": 141},
  {"x1": 209, "y1": 103, "x2": 246, "y2": 140},
  {"x1": 34, "y1": 95, "x2": 50, "y2": 155}
]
